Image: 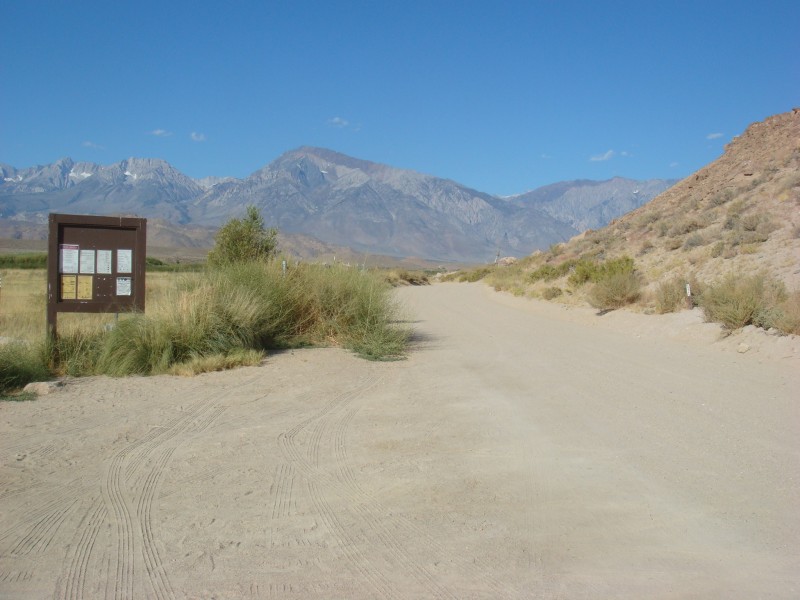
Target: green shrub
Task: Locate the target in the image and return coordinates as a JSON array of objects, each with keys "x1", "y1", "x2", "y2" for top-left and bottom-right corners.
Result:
[
  {"x1": 568, "y1": 256, "x2": 635, "y2": 287},
  {"x1": 699, "y1": 273, "x2": 787, "y2": 330},
  {"x1": 710, "y1": 241, "x2": 725, "y2": 258},
  {"x1": 208, "y1": 205, "x2": 278, "y2": 266},
  {"x1": 0, "y1": 342, "x2": 50, "y2": 394},
  {"x1": 588, "y1": 271, "x2": 642, "y2": 310},
  {"x1": 0, "y1": 253, "x2": 47, "y2": 269},
  {"x1": 529, "y1": 264, "x2": 559, "y2": 282},
  {"x1": 568, "y1": 258, "x2": 598, "y2": 286},
  {"x1": 459, "y1": 267, "x2": 492, "y2": 282},
  {"x1": 529, "y1": 259, "x2": 576, "y2": 283}
]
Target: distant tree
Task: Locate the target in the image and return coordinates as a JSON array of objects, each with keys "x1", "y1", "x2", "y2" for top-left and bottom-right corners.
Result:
[{"x1": 208, "y1": 205, "x2": 278, "y2": 266}]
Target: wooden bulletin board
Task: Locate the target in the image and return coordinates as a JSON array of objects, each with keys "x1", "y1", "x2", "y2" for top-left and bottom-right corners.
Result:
[{"x1": 47, "y1": 214, "x2": 146, "y2": 336}]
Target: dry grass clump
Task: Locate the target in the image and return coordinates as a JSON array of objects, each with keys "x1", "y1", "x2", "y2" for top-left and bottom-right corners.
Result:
[
  {"x1": 682, "y1": 233, "x2": 706, "y2": 250},
  {"x1": 588, "y1": 271, "x2": 642, "y2": 310},
  {"x1": 698, "y1": 273, "x2": 792, "y2": 331},
  {"x1": 384, "y1": 269, "x2": 430, "y2": 287},
  {"x1": 168, "y1": 349, "x2": 264, "y2": 376},
  {"x1": 541, "y1": 286, "x2": 563, "y2": 300},
  {"x1": 568, "y1": 256, "x2": 635, "y2": 287},
  {"x1": 654, "y1": 276, "x2": 703, "y2": 313},
  {"x1": 771, "y1": 291, "x2": 800, "y2": 335},
  {"x1": 655, "y1": 277, "x2": 688, "y2": 313}
]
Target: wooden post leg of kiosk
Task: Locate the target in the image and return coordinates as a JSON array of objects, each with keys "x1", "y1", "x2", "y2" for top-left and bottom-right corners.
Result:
[
  {"x1": 47, "y1": 304, "x2": 58, "y2": 341},
  {"x1": 46, "y1": 289, "x2": 58, "y2": 369}
]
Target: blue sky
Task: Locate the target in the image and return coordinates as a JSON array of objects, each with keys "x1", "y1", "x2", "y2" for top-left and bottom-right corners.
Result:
[{"x1": 2, "y1": 1, "x2": 797, "y2": 196}]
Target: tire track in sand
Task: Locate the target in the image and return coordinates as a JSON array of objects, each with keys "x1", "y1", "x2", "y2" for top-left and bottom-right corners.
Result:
[
  {"x1": 278, "y1": 375, "x2": 466, "y2": 599},
  {"x1": 84, "y1": 370, "x2": 265, "y2": 600},
  {"x1": 57, "y1": 496, "x2": 108, "y2": 600}
]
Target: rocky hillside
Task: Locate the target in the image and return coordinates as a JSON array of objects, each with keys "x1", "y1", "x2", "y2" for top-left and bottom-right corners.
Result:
[{"x1": 511, "y1": 109, "x2": 800, "y2": 296}]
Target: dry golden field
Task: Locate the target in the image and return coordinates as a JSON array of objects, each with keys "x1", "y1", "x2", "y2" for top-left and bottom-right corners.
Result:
[{"x1": 0, "y1": 269, "x2": 201, "y2": 343}]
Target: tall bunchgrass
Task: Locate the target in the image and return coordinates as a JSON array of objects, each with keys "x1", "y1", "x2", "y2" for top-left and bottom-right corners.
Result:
[
  {"x1": 0, "y1": 342, "x2": 50, "y2": 395},
  {"x1": 95, "y1": 262, "x2": 408, "y2": 375},
  {"x1": 96, "y1": 281, "x2": 261, "y2": 375},
  {"x1": 0, "y1": 262, "x2": 408, "y2": 390}
]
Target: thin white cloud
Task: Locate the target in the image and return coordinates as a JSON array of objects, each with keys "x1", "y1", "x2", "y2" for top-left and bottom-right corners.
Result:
[
  {"x1": 620, "y1": 151, "x2": 632, "y2": 157},
  {"x1": 706, "y1": 132, "x2": 723, "y2": 140},
  {"x1": 590, "y1": 149, "x2": 615, "y2": 162},
  {"x1": 149, "y1": 129, "x2": 172, "y2": 137},
  {"x1": 540, "y1": 153, "x2": 553, "y2": 159},
  {"x1": 328, "y1": 116, "x2": 349, "y2": 128},
  {"x1": 670, "y1": 161, "x2": 679, "y2": 168},
  {"x1": 190, "y1": 132, "x2": 207, "y2": 142},
  {"x1": 82, "y1": 140, "x2": 104, "y2": 149}
]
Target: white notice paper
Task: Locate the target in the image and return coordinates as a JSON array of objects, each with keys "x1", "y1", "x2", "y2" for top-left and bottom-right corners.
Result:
[
  {"x1": 117, "y1": 249, "x2": 132, "y2": 274},
  {"x1": 60, "y1": 244, "x2": 79, "y2": 274},
  {"x1": 116, "y1": 277, "x2": 132, "y2": 296},
  {"x1": 79, "y1": 249, "x2": 96, "y2": 274},
  {"x1": 96, "y1": 250, "x2": 113, "y2": 274}
]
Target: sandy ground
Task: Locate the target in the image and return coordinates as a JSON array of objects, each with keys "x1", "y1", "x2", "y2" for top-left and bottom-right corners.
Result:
[{"x1": 1, "y1": 282, "x2": 799, "y2": 599}]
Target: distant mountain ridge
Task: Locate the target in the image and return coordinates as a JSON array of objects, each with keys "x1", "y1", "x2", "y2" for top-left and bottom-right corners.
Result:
[
  {"x1": 0, "y1": 149, "x2": 675, "y2": 262},
  {"x1": 508, "y1": 177, "x2": 675, "y2": 232}
]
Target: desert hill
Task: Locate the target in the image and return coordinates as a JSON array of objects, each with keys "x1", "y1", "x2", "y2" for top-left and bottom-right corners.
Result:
[{"x1": 510, "y1": 109, "x2": 799, "y2": 297}]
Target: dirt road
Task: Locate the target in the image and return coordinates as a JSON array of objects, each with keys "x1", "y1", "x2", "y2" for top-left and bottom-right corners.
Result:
[{"x1": 2, "y1": 282, "x2": 798, "y2": 598}]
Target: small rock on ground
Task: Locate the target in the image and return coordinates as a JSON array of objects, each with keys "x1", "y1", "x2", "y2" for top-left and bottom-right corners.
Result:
[{"x1": 23, "y1": 381, "x2": 65, "y2": 395}]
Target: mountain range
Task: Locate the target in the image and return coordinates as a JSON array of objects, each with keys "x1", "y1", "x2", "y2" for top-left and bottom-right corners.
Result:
[{"x1": 1, "y1": 149, "x2": 675, "y2": 263}]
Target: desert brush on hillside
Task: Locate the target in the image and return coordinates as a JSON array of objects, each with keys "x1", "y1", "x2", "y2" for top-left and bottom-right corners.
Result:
[{"x1": 451, "y1": 109, "x2": 800, "y2": 333}]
